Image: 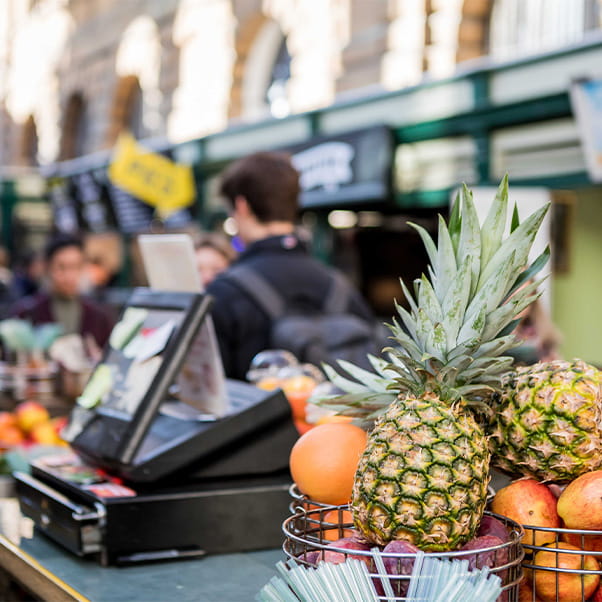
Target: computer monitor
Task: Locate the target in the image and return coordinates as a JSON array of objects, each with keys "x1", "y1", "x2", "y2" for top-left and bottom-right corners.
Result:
[
  {"x1": 138, "y1": 233, "x2": 203, "y2": 292},
  {"x1": 62, "y1": 288, "x2": 296, "y2": 484},
  {"x1": 138, "y1": 233, "x2": 228, "y2": 418},
  {"x1": 65, "y1": 289, "x2": 211, "y2": 471}
]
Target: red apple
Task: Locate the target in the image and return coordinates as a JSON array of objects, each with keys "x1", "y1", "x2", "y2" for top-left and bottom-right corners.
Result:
[
  {"x1": 15, "y1": 401, "x2": 49, "y2": 434},
  {"x1": 557, "y1": 470, "x2": 602, "y2": 530},
  {"x1": 490, "y1": 479, "x2": 560, "y2": 546}
]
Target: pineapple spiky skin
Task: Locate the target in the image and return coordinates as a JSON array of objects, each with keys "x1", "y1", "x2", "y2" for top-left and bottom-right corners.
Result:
[
  {"x1": 490, "y1": 359, "x2": 602, "y2": 482},
  {"x1": 352, "y1": 392, "x2": 490, "y2": 551}
]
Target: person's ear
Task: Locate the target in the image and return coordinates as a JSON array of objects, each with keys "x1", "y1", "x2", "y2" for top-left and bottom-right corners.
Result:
[{"x1": 234, "y1": 195, "x2": 252, "y2": 218}]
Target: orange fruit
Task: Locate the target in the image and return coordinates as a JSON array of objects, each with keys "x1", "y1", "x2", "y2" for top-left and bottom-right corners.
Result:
[
  {"x1": 0, "y1": 425, "x2": 25, "y2": 448},
  {"x1": 316, "y1": 414, "x2": 353, "y2": 426},
  {"x1": 289, "y1": 423, "x2": 367, "y2": 505},
  {"x1": 533, "y1": 542, "x2": 600, "y2": 601},
  {"x1": 323, "y1": 509, "x2": 354, "y2": 541},
  {"x1": 0, "y1": 412, "x2": 17, "y2": 430}
]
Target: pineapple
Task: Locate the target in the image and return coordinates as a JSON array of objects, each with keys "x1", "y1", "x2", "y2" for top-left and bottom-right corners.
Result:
[
  {"x1": 490, "y1": 359, "x2": 602, "y2": 482},
  {"x1": 316, "y1": 177, "x2": 550, "y2": 551}
]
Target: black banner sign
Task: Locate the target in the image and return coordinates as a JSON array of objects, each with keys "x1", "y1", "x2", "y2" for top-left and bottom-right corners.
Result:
[{"x1": 288, "y1": 125, "x2": 394, "y2": 209}]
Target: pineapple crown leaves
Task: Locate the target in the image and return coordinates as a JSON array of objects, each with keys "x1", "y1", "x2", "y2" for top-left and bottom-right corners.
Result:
[
  {"x1": 314, "y1": 177, "x2": 550, "y2": 418},
  {"x1": 404, "y1": 177, "x2": 549, "y2": 359}
]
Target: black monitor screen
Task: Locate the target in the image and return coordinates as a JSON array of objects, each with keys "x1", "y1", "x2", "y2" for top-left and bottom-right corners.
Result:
[
  {"x1": 85, "y1": 307, "x2": 184, "y2": 418},
  {"x1": 66, "y1": 289, "x2": 211, "y2": 469}
]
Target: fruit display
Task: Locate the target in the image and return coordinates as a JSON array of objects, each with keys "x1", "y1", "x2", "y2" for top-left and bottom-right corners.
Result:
[
  {"x1": 281, "y1": 179, "x2": 602, "y2": 600},
  {"x1": 283, "y1": 506, "x2": 524, "y2": 598},
  {"x1": 0, "y1": 401, "x2": 68, "y2": 450},
  {"x1": 490, "y1": 359, "x2": 602, "y2": 482},
  {"x1": 491, "y1": 471, "x2": 602, "y2": 602},
  {"x1": 313, "y1": 177, "x2": 548, "y2": 552}
]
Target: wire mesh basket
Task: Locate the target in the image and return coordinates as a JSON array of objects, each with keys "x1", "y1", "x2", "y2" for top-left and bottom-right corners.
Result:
[
  {"x1": 283, "y1": 506, "x2": 524, "y2": 601},
  {"x1": 289, "y1": 482, "x2": 498, "y2": 516},
  {"x1": 288, "y1": 483, "x2": 338, "y2": 514},
  {"x1": 520, "y1": 524, "x2": 602, "y2": 602}
]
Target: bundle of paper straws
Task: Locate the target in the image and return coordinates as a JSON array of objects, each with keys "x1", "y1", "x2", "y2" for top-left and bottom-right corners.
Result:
[{"x1": 257, "y1": 549, "x2": 502, "y2": 602}]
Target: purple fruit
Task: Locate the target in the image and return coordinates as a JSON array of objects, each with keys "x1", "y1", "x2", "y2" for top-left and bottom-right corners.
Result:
[
  {"x1": 323, "y1": 537, "x2": 372, "y2": 565},
  {"x1": 382, "y1": 540, "x2": 420, "y2": 574},
  {"x1": 477, "y1": 515, "x2": 511, "y2": 543},
  {"x1": 298, "y1": 551, "x2": 320, "y2": 566},
  {"x1": 381, "y1": 540, "x2": 420, "y2": 597},
  {"x1": 458, "y1": 535, "x2": 508, "y2": 573}
]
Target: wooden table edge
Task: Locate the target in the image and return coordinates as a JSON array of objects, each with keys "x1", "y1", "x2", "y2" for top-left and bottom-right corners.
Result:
[{"x1": 0, "y1": 534, "x2": 90, "y2": 602}]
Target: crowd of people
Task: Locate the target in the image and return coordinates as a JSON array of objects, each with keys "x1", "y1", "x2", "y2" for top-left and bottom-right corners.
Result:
[{"x1": 0, "y1": 152, "x2": 562, "y2": 387}]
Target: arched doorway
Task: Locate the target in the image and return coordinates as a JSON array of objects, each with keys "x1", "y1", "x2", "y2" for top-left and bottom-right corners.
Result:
[
  {"x1": 240, "y1": 18, "x2": 291, "y2": 120},
  {"x1": 20, "y1": 115, "x2": 39, "y2": 166},
  {"x1": 60, "y1": 92, "x2": 88, "y2": 160},
  {"x1": 107, "y1": 15, "x2": 162, "y2": 145},
  {"x1": 106, "y1": 75, "x2": 144, "y2": 144}
]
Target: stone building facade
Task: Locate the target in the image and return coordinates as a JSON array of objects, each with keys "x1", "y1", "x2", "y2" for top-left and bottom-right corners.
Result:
[{"x1": 0, "y1": 0, "x2": 600, "y2": 168}]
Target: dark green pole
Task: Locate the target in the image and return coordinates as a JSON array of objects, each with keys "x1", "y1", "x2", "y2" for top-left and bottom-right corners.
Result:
[{"x1": 0, "y1": 180, "x2": 17, "y2": 257}]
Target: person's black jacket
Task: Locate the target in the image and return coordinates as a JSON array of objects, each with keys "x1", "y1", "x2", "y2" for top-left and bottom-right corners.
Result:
[{"x1": 206, "y1": 234, "x2": 375, "y2": 381}]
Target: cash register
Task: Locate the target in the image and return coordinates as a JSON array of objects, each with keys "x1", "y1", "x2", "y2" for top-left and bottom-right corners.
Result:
[{"x1": 14, "y1": 288, "x2": 298, "y2": 565}]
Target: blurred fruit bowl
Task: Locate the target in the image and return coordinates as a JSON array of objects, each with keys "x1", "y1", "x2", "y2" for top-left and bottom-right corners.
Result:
[{"x1": 0, "y1": 401, "x2": 69, "y2": 452}]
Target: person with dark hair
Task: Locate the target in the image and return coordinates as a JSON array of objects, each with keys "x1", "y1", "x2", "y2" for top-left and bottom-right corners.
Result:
[
  {"x1": 10, "y1": 234, "x2": 114, "y2": 349},
  {"x1": 10, "y1": 250, "x2": 44, "y2": 299},
  {"x1": 206, "y1": 151, "x2": 378, "y2": 380}
]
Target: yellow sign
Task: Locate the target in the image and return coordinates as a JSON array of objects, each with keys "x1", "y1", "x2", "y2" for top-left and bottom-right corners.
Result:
[{"x1": 108, "y1": 133, "x2": 195, "y2": 216}]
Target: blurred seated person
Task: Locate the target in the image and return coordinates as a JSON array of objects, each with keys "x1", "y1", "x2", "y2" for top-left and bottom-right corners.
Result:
[
  {"x1": 10, "y1": 234, "x2": 114, "y2": 350},
  {"x1": 194, "y1": 232, "x2": 236, "y2": 289},
  {"x1": 206, "y1": 151, "x2": 377, "y2": 380},
  {"x1": 10, "y1": 249, "x2": 44, "y2": 299},
  {"x1": 509, "y1": 297, "x2": 562, "y2": 366},
  {"x1": 84, "y1": 255, "x2": 119, "y2": 296}
]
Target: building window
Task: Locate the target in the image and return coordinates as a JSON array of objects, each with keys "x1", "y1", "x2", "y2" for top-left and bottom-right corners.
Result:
[
  {"x1": 266, "y1": 37, "x2": 291, "y2": 118},
  {"x1": 123, "y1": 77, "x2": 144, "y2": 138},
  {"x1": 20, "y1": 115, "x2": 38, "y2": 166},
  {"x1": 107, "y1": 75, "x2": 145, "y2": 145},
  {"x1": 60, "y1": 92, "x2": 87, "y2": 160},
  {"x1": 241, "y1": 20, "x2": 290, "y2": 121},
  {"x1": 489, "y1": 0, "x2": 600, "y2": 59}
]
